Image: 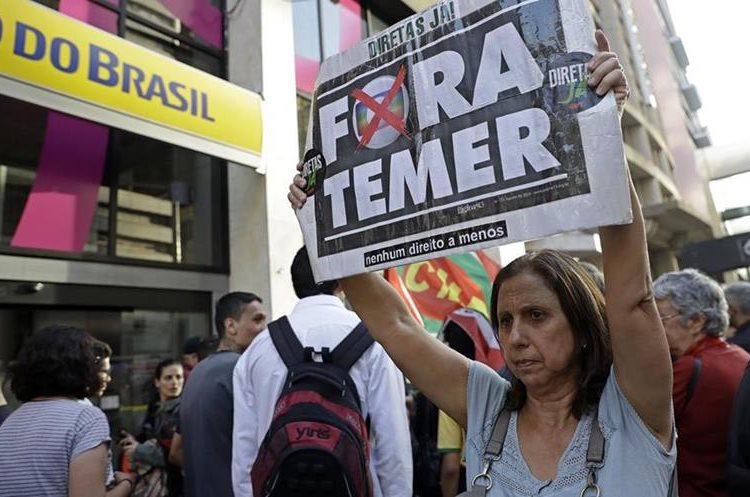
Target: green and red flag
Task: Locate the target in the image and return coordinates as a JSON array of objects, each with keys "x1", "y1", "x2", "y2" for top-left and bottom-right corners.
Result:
[{"x1": 384, "y1": 250, "x2": 501, "y2": 334}]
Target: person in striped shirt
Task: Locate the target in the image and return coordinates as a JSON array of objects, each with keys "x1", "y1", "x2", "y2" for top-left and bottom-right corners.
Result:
[{"x1": 0, "y1": 325, "x2": 134, "y2": 497}]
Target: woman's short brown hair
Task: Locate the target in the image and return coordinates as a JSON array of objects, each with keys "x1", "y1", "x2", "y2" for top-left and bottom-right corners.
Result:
[
  {"x1": 490, "y1": 250, "x2": 612, "y2": 418},
  {"x1": 10, "y1": 325, "x2": 100, "y2": 402}
]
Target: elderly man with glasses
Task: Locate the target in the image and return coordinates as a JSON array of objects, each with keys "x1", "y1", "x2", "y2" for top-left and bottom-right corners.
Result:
[{"x1": 654, "y1": 269, "x2": 750, "y2": 497}]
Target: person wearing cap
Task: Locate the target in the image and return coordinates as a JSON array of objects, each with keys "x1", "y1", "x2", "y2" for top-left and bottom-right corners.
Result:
[{"x1": 181, "y1": 337, "x2": 204, "y2": 381}]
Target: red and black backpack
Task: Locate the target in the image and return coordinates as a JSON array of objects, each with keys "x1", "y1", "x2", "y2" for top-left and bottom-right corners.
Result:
[{"x1": 251, "y1": 316, "x2": 374, "y2": 497}]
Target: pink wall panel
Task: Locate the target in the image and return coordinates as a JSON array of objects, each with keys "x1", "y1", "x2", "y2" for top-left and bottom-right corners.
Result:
[
  {"x1": 11, "y1": 114, "x2": 109, "y2": 251},
  {"x1": 11, "y1": 0, "x2": 115, "y2": 252}
]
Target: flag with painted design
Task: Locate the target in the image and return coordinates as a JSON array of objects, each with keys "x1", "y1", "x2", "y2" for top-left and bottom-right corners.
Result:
[{"x1": 384, "y1": 250, "x2": 500, "y2": 334}]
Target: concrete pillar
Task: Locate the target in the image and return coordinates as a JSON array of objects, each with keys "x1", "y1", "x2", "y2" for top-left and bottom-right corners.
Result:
[
  {"x1": 257, "y1": 0, "x2": 305, "y2": 317},
  {"x1": 225, "y1": 0, "x2": 302, "y2": 318},
  {"x1": 631, "y1": 125, "x2": 652, "y2": 159},
  {"x1": 225, "y1": 0, "x2": 271, "y2": 306},
  {"x1": 651, "y1": 248, "x2": 679, "y2": 276},
  {"x1": 227, "y1": 164, "x2": 271, "y2": 301},
  {"x1": 637, "y1": 177, "x2": 663, "y2": 207}
]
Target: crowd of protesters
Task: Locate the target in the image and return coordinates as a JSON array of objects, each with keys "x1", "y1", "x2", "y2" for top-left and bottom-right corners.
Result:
[
  {"x1": 1, "y1": 31, "x2": 750, "y2": 497},
  {"x1": 1, "y1": 270, "x2": 748, "y2": 497}
]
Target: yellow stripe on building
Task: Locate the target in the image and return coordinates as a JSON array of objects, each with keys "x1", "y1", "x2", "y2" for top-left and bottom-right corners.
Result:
[{"x1": 0, "y1": 0, "x2": 262, "y2": 166}]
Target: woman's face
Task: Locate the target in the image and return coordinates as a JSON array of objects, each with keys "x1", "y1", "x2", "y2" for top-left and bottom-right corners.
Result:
[
  {"x1": 495, "y1": 271, "x2": 579, "y2": 392},
  {"x1": 154, "y1": 364, "x2": 184, "y2": 401},
  {"x1": 96, "y1": 357, "x2": 111, "y2": 397}
]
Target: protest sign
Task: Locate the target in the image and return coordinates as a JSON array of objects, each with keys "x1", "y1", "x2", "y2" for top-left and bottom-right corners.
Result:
[{"x1": 297, "y1": 0, "x2": 631, "y2": 281}]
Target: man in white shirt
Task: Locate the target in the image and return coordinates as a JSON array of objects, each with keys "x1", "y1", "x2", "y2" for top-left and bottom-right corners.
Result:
[{"x1": 232, "y1": 247, "x2": 413, "y2": 497}]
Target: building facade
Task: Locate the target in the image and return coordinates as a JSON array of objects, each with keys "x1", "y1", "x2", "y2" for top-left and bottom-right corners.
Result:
[
  {"x1": 525, "y1": 0, "x2": 721, "y2": 272},
  {"x1": 0, "y1": 0, "x2": 293, "y2": 434},
  {"x1": 0, "y1": 0, "x2": 426, "y2": 436},
  {"x1": 0, "y1": 0, "x2": 722, "y2": 433}
]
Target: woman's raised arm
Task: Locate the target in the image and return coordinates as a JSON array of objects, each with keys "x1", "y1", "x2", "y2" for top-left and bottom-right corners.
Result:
[
  {"x1": 289, "y1": 165, "x2": 470, "y2": 426},
  {"x1": 593, "y1": 31, "x2": 673, "y2": 447},
  {"x1": 340, "y1": 273, "x2": 470, "y2": 427}
]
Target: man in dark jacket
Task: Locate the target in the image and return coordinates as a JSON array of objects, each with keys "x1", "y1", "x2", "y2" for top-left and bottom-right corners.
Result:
[
  {"x1": 177, "y1": 292, "x2": 267, "y2": 497},
  {"x1": 729, "y1": 362, "x2": 750, "y2": 497}
]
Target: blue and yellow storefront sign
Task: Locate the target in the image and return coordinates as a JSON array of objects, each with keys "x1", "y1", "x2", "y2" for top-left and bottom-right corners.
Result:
[{"x1": 0, "y1": 0, "x2": 263, "y2": 167}]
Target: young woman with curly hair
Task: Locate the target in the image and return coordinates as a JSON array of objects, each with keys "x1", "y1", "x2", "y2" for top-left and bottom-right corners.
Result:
[{"x1": 0, "y1": 325, "x2": 134, "y2": 497}]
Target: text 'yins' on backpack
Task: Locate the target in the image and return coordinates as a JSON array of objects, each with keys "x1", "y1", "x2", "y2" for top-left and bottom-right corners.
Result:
[{"x1": 251, "y1": 316, "x2": 375, "y2": 497}]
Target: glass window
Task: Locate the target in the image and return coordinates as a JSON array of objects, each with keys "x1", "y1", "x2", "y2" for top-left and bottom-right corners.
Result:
[
  {"x1": 0, "y1": 300, "x2": 211, "y2": 437},
  {"x1": 126, "y1": 0, "x2": 225, "y2": 52},
  {"x1": 125, "y1": 19, "x2": 222, "y2": 76},
  {"x1": 293, "y1": 0, "x2": 323, "y2": 63},
  {"x1": 294, "y1": 1, "x2": 407, "y2": 152},
  {"x1": 320, "y1": 0, "x2": 365, "y2": 60},
  {"x1": 0, "y1": 95, "x2": 226, "y2": 269},
  {"x1": 115, "y1": 132, "x2": 224, "y2": 265},
  {"x1": 109, "y1": 307, "x2": 209, "y2": 434},
  {"x1": 33, "y1": 0, "x2": 224, "y2": 74},
  {"x1": 0, "y1": 98, "x2": 46, "y2": 247},
  {"x1": 293, "y1": 0, "x2": 323, "y2": 96},
  {"x1": 293, "y1": 0, "x2": 366, "y2": 95},
  {"x1": 0, "y1": 97, "x2": 112, "y2": 256}
]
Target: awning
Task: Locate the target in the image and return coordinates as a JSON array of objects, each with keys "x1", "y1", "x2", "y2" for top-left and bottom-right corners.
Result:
[
  {"x1": 680, "y1": 232, "x2": 750, "y2": 276},
  {"x1": 0, "y1": 0, "x2": 262, "y2": 168}
]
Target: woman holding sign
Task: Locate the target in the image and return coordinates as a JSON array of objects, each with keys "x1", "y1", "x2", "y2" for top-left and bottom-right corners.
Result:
[{"x1": 289, "y1": 31, "x2": 674, "y2": 497}]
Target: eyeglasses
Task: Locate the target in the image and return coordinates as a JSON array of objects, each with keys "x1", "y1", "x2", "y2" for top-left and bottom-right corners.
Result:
[{"x1": 659, "y1": 313, "x2": 680, "y2": 322}]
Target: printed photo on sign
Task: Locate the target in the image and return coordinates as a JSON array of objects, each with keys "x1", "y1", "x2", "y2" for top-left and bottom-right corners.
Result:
[{"x1": 297, "y1": 0, "x2": 631, "y2": 281}]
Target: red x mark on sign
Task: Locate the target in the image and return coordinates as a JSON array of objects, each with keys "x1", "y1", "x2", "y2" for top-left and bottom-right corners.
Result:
[{"x1": 350, "y1": 65, "x2": 411, "y2": 148}]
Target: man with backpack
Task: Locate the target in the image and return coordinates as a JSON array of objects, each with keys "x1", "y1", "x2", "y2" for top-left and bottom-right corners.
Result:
[{"x1": 232, "y1": 247, "x2": 412, "y2": 497}]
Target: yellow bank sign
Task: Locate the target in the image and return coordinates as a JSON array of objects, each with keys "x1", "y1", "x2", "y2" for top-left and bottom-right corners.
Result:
[{"x1": 0, "y1": 0, "x2": 262, "y2": 168}]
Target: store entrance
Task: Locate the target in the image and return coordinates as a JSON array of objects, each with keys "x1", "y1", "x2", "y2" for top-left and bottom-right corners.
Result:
[{"x1": 0, "y1": 280, "x2": 212, "y2": 438}]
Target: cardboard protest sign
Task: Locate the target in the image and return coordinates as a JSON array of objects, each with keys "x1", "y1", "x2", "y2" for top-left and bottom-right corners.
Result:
[{"x1": 297, "y1": 0, "x2": 631, "y2": 281}]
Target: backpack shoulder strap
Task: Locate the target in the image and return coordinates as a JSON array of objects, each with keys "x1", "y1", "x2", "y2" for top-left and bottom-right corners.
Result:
[
  {"x1": 484, "y1": 408, "x2": 512, "y2": 457},
  {"x1": 668, "y1": 466, "x2": 679, "y2": 497},
  {"x1": 586, "y1": 408, "x2": 604, "y2": 465},
  {"x1": 331, "y1": 322, "x2": 375, "y2": 371},
  {"x1": 686, "y1": 357, "x2": 703, "y2": 406},
  {"x1": 466, "y1": 408, "x2": 511, "y2": 497},
  {"x1": 268, "y1": 316, "x2": 305, "y2": 368}
]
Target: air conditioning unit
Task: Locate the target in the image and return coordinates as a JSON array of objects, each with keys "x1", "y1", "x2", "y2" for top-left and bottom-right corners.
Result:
[
  {"x1": 689, "y1": 124, "x2": 711, "y2": 149},
  {"x1": 681, "y1": 83, "x2": 702, "y2": 112},
  {"x1": 128, "y1": 0, "x2": 181, "y2": 34},
  {"x1": 669, "y1": 37, "x2": 689, "y2": 69}
]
